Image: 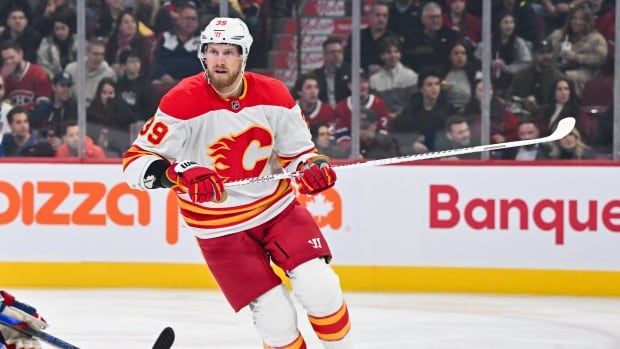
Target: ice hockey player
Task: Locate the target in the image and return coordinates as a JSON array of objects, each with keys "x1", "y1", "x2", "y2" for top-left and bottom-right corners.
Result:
[
  {"x1": 122, "y1": 17, "x2": 354, "y2": 348},
  {"x1": 0, "y1": 290, "x2": 47, "y2": 349}
]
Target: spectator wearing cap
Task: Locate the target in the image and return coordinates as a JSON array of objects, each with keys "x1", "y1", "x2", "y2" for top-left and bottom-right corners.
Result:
[
  {"x1": 0, "y1": 6, "x2": 42, "y2": 63},
  {"x1": 1, "y1": 40, "x2": 53, "y2": 129},
  {"x1": 64, "y1": 37, "x2": 116, "y2": 106},
  {"x1": 36, "y1": 13, "x2": 77, "y2": 78},
  {"x1": 313, "y1": 36, "x2": 351, "y2": 107},
  {"x1": 370, "y1": 37, "x2": 418, "y2": 121},
  {"x1": 394, "y1": 67, "x2": 455, "y2": 154},
  {"x1": 334, "y1": 71, "x2": 390, "y2": 147},
  {"x1": 506, "y1": 39, "x2": 565, "y2": 115},
  {"x1": 359, "y1": 107, "x2": 400, "y2": 159},
  {"x1": 344, "y1": 1, "x2": 395, "y2": 75},
  {"x1": 44, "y1": 71, "x2": 77, "y2": 143},
  {"x1": 403, "y1": 1, "x2": 459, "y2": 72},
  {"x1": 547, "y1": 4, "x2": 607, "y2": 96}
]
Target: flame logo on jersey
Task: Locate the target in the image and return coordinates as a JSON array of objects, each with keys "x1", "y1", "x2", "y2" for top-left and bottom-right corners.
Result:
[{"x1": 209, "y1": 126, "x2": 274, "y2": 182}]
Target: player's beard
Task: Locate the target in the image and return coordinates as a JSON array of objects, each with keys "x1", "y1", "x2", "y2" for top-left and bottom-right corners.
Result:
[{"x1": 208, "y1": 66, "x2": 242, "y2": 91}]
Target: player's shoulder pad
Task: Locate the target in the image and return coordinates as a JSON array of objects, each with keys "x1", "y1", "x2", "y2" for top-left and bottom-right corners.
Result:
[
  {"x1": 245, "y1": 72, "x2": 296, "y2": 109},
  {"x1": 159, "y1": 73, "x2": 212, "y2": 120}
]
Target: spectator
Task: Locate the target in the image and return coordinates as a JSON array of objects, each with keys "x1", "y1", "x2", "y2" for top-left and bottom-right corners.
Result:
[
  {"x1": 463, "y1": 79, "x2": 519, "y2": 146},
  {"x1": 45, "y1": 71, "x2": 77, "y2": 142},
  {"x1": 295, "y1": 73, "x2": 336, "y2": 132},
  {"x1": 550, "y1": 127, "x2": 596, "y2": 159},
  {"x1": 133, "y1": 0, "x2": 173, "y2": 35},
  {"x1": 394, "y1": 67, "x2": 455, "y2": 154},
  {"x1": 443, "y1": 0, "x2": 481, "y2": 44},
  {"x1": 547, "y1": 4, "x2": 607, "y2": 95},
  {"x1": 0, "y1": 106, "x2": 54, "y2": 157},
  {"x1": 56, "y1": 121, "x2": 106, "y2": 158},
  {"x1": 403, "y1": 1, "x2": 459, "y2": 72},
  {"x1": 106, "y1": 9, "x2": 154, "y2": 76},
  {"x1": 312, "y1": 36, "x2": 351, "y2": 107},
  {"x1": 434, "y1": 115, "x2": 480, "y2": 159},
  {"x1": 501, "y1": 118, "x2": 552, "y2": 160},
  {"x1": 151, "y1": 1, "x2": 202, "y2": 83},
  {"x1": 117, "y1": 50, "x2": 155, "y2": 121},
  {"x1": 370, "y1": 36, "x2": 418, "y2": 121},
  {"x1": 0, "y1": 76, "x2": 13, "y2": 143},
  {"x1": 359, "y1": 107, "x2": 400, "y2": 159},
  {"x1": 591, "y1": 0, "x2": 614, "y2": 44},
  {"x1": 0, "y1": 0, "x2": 32, "y2": 27},
  {"x1": 334, "y1": 71, "x2": 390, "y2": 147},
  {"x1": 86, "y1": 77, "x2": 136, "y2": 157},
  {"x1": 537, "y1": 78, "x2": 580, "y2": 135},
  {"x1": 345, "y1": 1, "x2": 394, "y2": 75},
  {"x1": 506, "y1": 39, "x2": 566, "y2": 115},
  {"x1": 33, "y1": 0, "x2": 75, "y2": 38},
  {"x1": 1, "y1": 40, "x2": 53, "y2": 129},
  {"x1": 476, "y1": 11, "x2": 532, "y2": 97},
  {"x1": 65, "y1": 38, "x2": 116, "y2": 106},
  {"x1": 310, "y1": 124, "x2": 347, "y2": 159},
  {"x1": 493, "y1": 0, "x2": 538, "y2": 43},
  {"x1": 36, "y1": 13, "x2": 77, "y2": 78},
  {"x1": 95, "y1": 0, "x2": 127, "y2": 38},
  {"x1": 388, "y1": 0, "x2": 423, "y2": 39},
  {"x1": 441, "y1": 40, "x2": 478, "y2": 112},
  {"x1": 0, "y1": 6, "x2": 42, "y2": 63}
]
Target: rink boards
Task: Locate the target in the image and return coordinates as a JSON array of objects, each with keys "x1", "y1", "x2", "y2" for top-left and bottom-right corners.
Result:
[{"x1": 1, "y1": 161, "x2": 619, "y2": 296}]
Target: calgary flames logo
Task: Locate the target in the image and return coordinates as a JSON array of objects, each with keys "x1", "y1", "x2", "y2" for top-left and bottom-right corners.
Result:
[{"x1": 208, "y1": 126, "x2": 273, "y2": 182}]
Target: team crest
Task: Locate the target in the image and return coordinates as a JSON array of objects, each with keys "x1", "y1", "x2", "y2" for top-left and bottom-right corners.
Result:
[
  {"x1": 231, "y1": 100, "x2": 240, "y2": 110},
  {"x1": 209, "y1": 126, "x2": 273, "y2": 181}
]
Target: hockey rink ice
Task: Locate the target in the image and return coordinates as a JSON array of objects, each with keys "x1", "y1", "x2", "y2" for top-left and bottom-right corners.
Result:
[{"x1": 10, "y1": 289, "x2": 620, "y2": 349}]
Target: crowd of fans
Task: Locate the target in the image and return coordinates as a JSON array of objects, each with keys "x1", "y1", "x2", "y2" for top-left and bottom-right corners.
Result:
[
  {"x1": 300, "y1": 0, "x2": 615, "y2": 160},
  {"x1": 0, "y1": 0, "x2": 615, "y2": 161}
]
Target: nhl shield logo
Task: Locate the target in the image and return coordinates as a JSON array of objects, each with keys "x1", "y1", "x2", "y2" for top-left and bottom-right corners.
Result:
[{"x1": 231, "y1": 100, "x2": 240, "y2": 110}]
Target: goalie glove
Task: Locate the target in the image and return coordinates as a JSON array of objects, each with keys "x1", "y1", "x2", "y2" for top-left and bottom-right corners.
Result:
[
  {"x1": 163, "y1": 161, "x2": 226, "y2": 203},
  {"x1": 0, "y1": 291, "x2": 47, "y2": 349},
  {"x1": 295, "y1": 155, "x2": 337, "y2": 195}
]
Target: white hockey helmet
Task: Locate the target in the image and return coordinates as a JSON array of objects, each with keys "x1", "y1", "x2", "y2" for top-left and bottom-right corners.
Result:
[{"x1": 198, "y1": 17, "x2": 253, "y2": 73}]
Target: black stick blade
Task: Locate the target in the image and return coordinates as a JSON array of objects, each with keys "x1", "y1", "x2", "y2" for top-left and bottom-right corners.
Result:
[{"x1": 153, "y1": 327, "x2": 175, "y2": 349}]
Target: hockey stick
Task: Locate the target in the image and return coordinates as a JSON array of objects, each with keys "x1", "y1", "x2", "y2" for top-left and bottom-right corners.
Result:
[
  {"x1": 0, "y1": 313, "x2": 80, "y2": 349},
  {"x1": 224, "y1": 116, "x2": 576, "y2": 188},
  {"x1": 152, "y1": 327, "x2": 175, "y2": 349}
]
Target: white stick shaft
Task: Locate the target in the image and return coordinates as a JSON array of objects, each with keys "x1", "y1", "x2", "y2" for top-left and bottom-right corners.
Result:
[{"x1": 224, "y1": 117, "x2": 575, "y2": 188}]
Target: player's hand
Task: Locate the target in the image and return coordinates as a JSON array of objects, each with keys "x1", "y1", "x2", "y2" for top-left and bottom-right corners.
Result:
[
  {"x1": 296, "y1": 155, "x2": 337, "y2": 195},
  {"x1": 165, "y1": 161, "x2": 226, "y2": 203},
  {"x1": 0, "y1": 290, "x2": 47, "y2": 349}
]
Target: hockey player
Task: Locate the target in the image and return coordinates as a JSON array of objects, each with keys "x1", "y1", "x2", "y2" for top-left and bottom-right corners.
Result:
[
  {"x1": 122, "y1": 17, "x2": 354, "y2": 349},
  {"x1": 0, "y1": 290, "x2": 47, "y2": 349}
]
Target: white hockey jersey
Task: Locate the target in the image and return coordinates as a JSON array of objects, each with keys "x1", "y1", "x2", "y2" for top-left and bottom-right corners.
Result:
[{"x1": 123, "y1": 72, "x2": 318, "y2": 238}]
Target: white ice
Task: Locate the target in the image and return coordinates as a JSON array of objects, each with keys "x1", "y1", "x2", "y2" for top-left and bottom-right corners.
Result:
[{"x1": 8, "y1": 289, "x2": 620, "y2": 349}]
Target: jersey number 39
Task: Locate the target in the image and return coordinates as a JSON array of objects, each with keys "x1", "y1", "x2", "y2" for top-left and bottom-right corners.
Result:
[{"x1": 139, "y1": 117, "x2": 169, "y2": 145}]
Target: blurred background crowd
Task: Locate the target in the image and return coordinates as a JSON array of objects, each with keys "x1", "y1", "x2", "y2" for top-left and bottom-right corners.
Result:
[{"x1": 0, "y1": 0, "x2": 615, "y2": 161}]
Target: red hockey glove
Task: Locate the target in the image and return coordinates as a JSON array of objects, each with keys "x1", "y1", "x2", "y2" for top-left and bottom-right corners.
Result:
[
  {"x1": 164, "y1": 161, "x2": 226, "y2": 203},
  {"x1": 296, "y1": 155, "x2": 337, "y2": 195}
]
